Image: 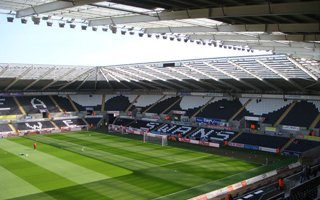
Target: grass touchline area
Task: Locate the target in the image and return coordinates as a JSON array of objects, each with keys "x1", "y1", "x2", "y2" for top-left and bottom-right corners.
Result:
[{"x1": 0, "y1": 131, "x2": 292, "y2": 200}]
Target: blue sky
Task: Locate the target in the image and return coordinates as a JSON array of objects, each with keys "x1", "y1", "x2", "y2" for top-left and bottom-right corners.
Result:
[{"x1": 0, "y1": 15, "x2": 268, "y2": 66}]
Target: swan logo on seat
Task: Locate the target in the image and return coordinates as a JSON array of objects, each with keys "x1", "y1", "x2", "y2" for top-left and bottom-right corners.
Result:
[
  {"x1": 31, "y1": 98, "x2": 47, "y2": 109},
  {"x1": 25, "y1": 122, "x2": 43, "y2": 130}
]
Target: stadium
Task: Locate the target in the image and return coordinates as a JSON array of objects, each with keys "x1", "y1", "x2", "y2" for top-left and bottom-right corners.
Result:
[{"x1": 0, "y1": 0, "x2": 320, "y2": 200}]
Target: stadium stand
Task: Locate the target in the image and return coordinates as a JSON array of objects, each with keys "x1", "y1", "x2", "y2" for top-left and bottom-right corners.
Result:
[
  {"x1": 153, "y1": 123, "x2": 197, "y2": 136},
  {"x1": 232, "y1": 132, "x2": 290, "y2": 150},
  {"x1": 145, "y1": 96, "x2": 180, "y2": 114},
  {"x1": 196, "y1": 97, "x2": 244, "y2": 120},
  {"x1": 0, "y1": 97, "x2": 21, "y2": 115},
  {"x1": 280, "y1": 101, "x2": 319, "y2": 128},
  {"x1": 85, "y1": 117, "x2": 102, "y2": 127},
  {"x1": 262, "y1": 103, "x2": 293, "y2": 125},
  {"x1": 69, "y1": 94, "x2": 101, "y2": 111},
  {"x1": 182, "y1": 96, "x2": 212, "y2": 117},
  {"x1": 54, "y1": 118, "x2": 86, "y2": 128},
  {"x1": 52, "y1": 95, "x2": 77, "y2": 112},
  {"x1": 113, "y1": 117, "x2": 135, "y2": 126},
  {"x1": 13, "y1": 120, "x2": 54, "y2": 131},
  {"x1": 287, "y1": 175, "x2": 320, "y2": 200},
  {"x1": 235, "y1": 98, "x2": 293, "y2": 121},
  {"x1": 164, "y1": 97, "x2": 182, "y2": 114},
  {"x1": 284, "y1": 139, "x2": 320, "y2": 155},
  {"x1": 0, "y1": 123, "x2": 13, "y2": 132},
  {"x1": 17, "y1": 96, "x2": 60, "y2": 114},
  {"x1": 104, "y1": 95, "x2": 131, "y2": 111},
  {"x1": 132, "y1": 95, "x2": 164, "y2": 112},
  {"x1": 188, "y1": 128, "x2": 237, "y2": 143},
  {"x1": 127, "y1": 120, "x2": 160, "y2": 130}
]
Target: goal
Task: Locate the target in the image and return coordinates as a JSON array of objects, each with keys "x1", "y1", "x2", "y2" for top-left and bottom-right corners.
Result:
[{"x1": 143, "y1": 132, "x2": 168, "y2": 146}]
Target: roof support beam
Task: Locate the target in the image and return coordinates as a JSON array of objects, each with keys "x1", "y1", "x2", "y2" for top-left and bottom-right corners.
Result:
[
  {"x1": 127, "y1": 67, "x2": 174, "y2": 89},
  {"x1": 102, "y1": 69, "x2": 136, "y2": 89},
  {"x1": 23, "y1": 68, "x2": 55, "y2": 91},
  {"x1": 76, "y1": 74, "x2": 90, "y2": 90},
  {"x1": 188, "y1": 33, "x2": 320, "y2": 42},
  {"x1": 0, "y1": 66, "x2": 9, "y2": 76},
  {"x1": 99, "y1": 68, "x2": 113, "y2": 89},
  {"x1": 256, "y1": 59, "x2": 305, "y2": 91},
  {"x1": 5, "y1": 67, "x2": 33, "y2": 91},
  {"x1": 182, "y1": 64, "x2": 236, "y2": 91},
  {"x1": 228, "y1": 61, "x2": 282, "y2": 92},
  {"x1": 203, "y1": 62, "x2": 261, "y2": 91},
  {"x1": 58, "y1": 69, "x2": 93, "y2": 90},
  {"x1": 41, "y1": 68, "x2": 74, "y2": 91},
  {"x1": 16, "y1": 0, "x2": 102, "y2": 18},
  {"x1": 114, "y1": 68, "x2": 166, "y2": 90},
  {"x1": 89, "y1": 1, "x2": 320, "y2": 26},
  {"x1": 145, "y1": 23, "x2": 320, "y2": 34},
  {"x1": 287, "y1": 57, "x2": 319, "y2": 81}
]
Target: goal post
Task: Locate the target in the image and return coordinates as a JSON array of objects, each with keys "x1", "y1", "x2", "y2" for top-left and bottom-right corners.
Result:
[{"x1": 143, "y1": 132, "x2": 168, "y2": 146}]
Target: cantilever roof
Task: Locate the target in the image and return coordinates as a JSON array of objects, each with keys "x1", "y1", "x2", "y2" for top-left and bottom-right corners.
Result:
[
  {"x1": 0, "y1": 55, "x2": 319, "y2": 93},
  {"x1": 0, "y1": 0, "x2": 319, "y2": 60}
]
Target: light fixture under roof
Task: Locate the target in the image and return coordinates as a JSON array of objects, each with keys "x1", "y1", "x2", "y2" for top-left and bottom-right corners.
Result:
[
  {"x1": 92, "y1": 27, "x2": 97, "y2": 31},
  {"x1": 70, "y1": 24, "x2": 76, "y2": 28},
  {"x1": 102, "y1": 27, "x2": 108, "y2": 32},
  {"x1": 32, "y1": 16, "x2": 40, "y2": 25},
  {"x1": 46, "y1": 21, "x2": 53, "y2": 27},
  {"x1": 7, "y1": 16, "x2": 14, "y2": 22},
  {"x1": 59, "y1": 22, "x2": 65, "y2": 28},
  {"x1": 21, "y1": 18, "x2": 27, "y2": 24},
  {"x1": 81, "y1": 25, "x2": 87, "y2": 30}
]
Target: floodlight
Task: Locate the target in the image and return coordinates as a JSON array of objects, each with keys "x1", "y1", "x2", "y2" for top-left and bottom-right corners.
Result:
[
  {"x1": 42, "y1": 16, "x2": 49, "y2": 20},
  {"x1": 155, "y1": 34, "x2": 160, "y2": 39},
  {"x1": 177, "y1": 37, "x2": 181, "y2": 42},
  {"x1": 184, "y1": 38, "x2": 188, "y2": 43},
  {"x1": 147, "y1": 33, "x2": 152, "y2": 38},
  {"x1": 21, "y1": 18, "x2": 27, "y2": 24},
  {"x1": 32, "y1": 16, "x2": 40, "y2": 25},
  {"x1": 92, "y1": 27, "x2": 97, "y2": 31},
  {"x1": 7, "y1": 16, "x2": 14, "y2": 22},
  {"x1": 46, "y1": 21, "x2": 53, "y2": 27},
  {"x1": 121, "y1": 30, "x2": 126, "y2": 35},
  {"x1": 129, "y1": 31, "x2": 134, "y2": 35},
  {"x1": 110, "y1": 25, "x2": 117, "y2": 33},
  {"x1": 169, "y1": 36, "x2": 174, "y2": 41},
  {"x1": 70, "y1": 24, "x2": 76, "y2": 28},
  {"x1": 59, "y1": 22, "x2": 65, "y2": 28},
  {"x1": 81, "y1": 25, "x2": 87, "y2": 30},
  {"x1": 196, "y1": 40, "x2": 201, "y2": 45},
  {"x1": 102, "y1": 27, "x2": 108, "y2": 32},
  {"x1": 162, "y1": 35, "x2": 167, "y2": 39},
  {"x1": 138, "y1": 32, "x2": 144, "y2": 37}
]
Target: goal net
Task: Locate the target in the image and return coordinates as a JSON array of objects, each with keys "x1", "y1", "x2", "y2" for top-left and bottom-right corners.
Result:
[{"x1": 143, "y1": 132, "x2": 168, "y2": 146}]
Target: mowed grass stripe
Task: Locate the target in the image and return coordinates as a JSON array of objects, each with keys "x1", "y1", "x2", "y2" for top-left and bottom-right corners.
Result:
[
  {"x1": 1, "y1": 139, "x2": 109, "y2": 184},
  {"x1": 67, "y1": 132, "x2": 213, "y2": 163},
  {"x1": 44, "y1": 134, "x2": 213, "y2": 185},
  {"x1": 0, "y1": 165, "x2": 42, "y2": 200},
  {"x1": 48, "y1": 133, "x2": 256, "y2": 187},
  {"x1": 0, "y1": 147, "x2": 74, "y2": 191},
  {"x1": 30, "y1": 134, "x2": 156, "y2": 170},
  {"x1": 14, "y1": 136, "x2": 131, "y2": 178}
]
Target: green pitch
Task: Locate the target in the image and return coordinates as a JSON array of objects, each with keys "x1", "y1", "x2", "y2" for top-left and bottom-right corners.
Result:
[{"x1": 0, "y1": 131, "x2": 286, "y2": 200}]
